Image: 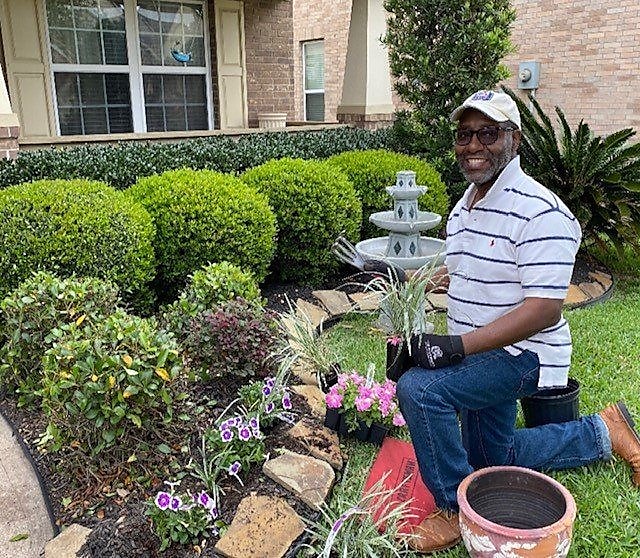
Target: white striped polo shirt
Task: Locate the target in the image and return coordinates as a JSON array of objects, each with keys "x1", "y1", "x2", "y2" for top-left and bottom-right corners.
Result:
[{"x1": 445, "y1": 156, "x2": 582, "y2": 388}]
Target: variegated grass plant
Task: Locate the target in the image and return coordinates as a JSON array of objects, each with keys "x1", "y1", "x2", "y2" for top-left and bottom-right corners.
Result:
[
  {"x1": 301, "y1": 474, "x2": 416, "y2": 558},
  {"x1": 364, "y1": 258, "x2": 444, "y2": 355},
  {"x1": 276, "y1": 296, "x2": 342, "y2": 390}
]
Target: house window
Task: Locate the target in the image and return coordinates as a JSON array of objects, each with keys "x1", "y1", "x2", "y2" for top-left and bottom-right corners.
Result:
[
  {"x1": 45, "y1": 0, "x2": 212, "y2": 135},
  {"x1": 302, "y1": 40, "x2": 324, "y2": 122}
]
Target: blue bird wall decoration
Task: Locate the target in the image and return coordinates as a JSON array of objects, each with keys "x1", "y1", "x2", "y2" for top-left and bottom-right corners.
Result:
[{"x1": 171, "y1": 41, "x2": 192, "y2": 63}]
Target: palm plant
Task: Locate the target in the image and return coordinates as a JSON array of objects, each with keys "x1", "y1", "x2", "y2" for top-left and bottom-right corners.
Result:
[{"x1": 503, "y1": 86, "x2": 640, "y2": 253}]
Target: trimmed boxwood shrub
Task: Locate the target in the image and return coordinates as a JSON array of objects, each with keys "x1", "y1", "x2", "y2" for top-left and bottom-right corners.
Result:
[
  {"x1": 326, "y1": 149, "x2": 450, "y2": 239},
  {"x1": 0, "y1": 179, "x2": 155, "y2": 307},
  {"x1": 241, "y1": 158, "x2": 362, "y2": 284},
  {"x1": 0, "y1": 272, "x2": 120, "y2": 403},
  {"x1": 160, "y1": 261, "x2": 262, "y2": 340},
  {"x1": 0, "y1": 128, "x2": 391, "y2": 191},
  {"x1": 127, "y1": 169, "x2": 276, "y2": 299}
]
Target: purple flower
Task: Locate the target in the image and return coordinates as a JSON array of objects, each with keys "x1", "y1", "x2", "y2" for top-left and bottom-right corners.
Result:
[
  {"x1": 265, "y1": 402, "x2": 275, "y2": 414},
  {"x1": 170, "y1": 496, "x2": 182, "y2": 511},
  {"x1": 262, "y1": 385, "x2": 272, "y2": 396},
  {"x1": 220, "y1": 428, "x2": 234, "y2": 443},
  {"x1": 248, "y1": 417, "x2": 259, "y2": 429},
  {"x1": 210, "y1": 506, "x2": 219, "y2": 519},
  {"x1": 238, "y1": 425, "x2": 252, "y2": 441},
  {"x1": 265, "y1": 377, "x2": 275, "y2": 388},
  {"x1": 155, "y1": 491, "x2": 171, "y2": 510},
  {"x1": 228, "y1": 461, "x2": 241, "y2": 476},
  {"x1": 197, "y1": 491, "x2": 210, "y2": 508},
  {"x1": 282, "y1": 395, "x2": 292, "y2": 410}
]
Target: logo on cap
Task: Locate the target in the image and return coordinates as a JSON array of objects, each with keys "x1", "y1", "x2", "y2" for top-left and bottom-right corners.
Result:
[{"x1": 471, "y1": 91, "x2": 494, "y2": 101}]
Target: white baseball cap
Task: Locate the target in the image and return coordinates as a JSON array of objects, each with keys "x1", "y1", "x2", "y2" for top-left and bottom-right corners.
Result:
[{"x1": 450, "y1": 90, "x2": 521, "y2": 130}]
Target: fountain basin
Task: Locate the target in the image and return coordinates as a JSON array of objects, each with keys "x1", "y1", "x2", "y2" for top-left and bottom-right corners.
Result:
[
  {"x1": 369, "y1": 210, "x2": 442, "y2": 233},
  {"x1": 356, "y1": 236, "x2": 446, "y2": 270},
  {"x1": 385, "y1": 185, "x2": 427, "y2": 199}
]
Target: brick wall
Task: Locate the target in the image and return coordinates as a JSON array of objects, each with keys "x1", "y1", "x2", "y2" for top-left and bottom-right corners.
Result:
[
  {"x1": 243, "y1": 0, "x2": 295, "y2": 126},
  {"x1": 504, "y1": 0, "x2": 640, "y2": 135},
  {"x1": 0, "y1": 123, "x2": 18, "y2": 159},
  {"x1": 292, "y1": 0, "x2": 352, "y2": 122},
  {"x1": 292, "y1": 0, "x2": 413, "y2": 123}
]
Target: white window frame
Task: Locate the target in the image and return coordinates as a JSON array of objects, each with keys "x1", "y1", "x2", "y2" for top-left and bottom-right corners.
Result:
[
  {"x1": 42, "y1": 0, "x2": 215, "y2": 135},
  {"x1": 302, "y1": 40, "x2": 325, "y2": 122}
]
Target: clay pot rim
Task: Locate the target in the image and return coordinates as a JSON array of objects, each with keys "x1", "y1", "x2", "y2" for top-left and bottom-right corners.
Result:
[{"x1": 456, "y1": 465, "x2": 576, "y2": 538}]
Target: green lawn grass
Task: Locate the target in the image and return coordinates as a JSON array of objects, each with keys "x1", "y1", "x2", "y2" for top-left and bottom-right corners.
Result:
[{"x1": 321, "y1": 278, "x2": 640, "y2": 557}]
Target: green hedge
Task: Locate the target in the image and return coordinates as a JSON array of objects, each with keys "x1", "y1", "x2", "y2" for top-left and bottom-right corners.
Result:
[
  {"x1": 0, "y1": 128, "x2": 391, "y2": 190},
  {"x1": 241, "y1": 158, "x2": 362, "y2": 284},
  {"x1": 0, "y1": 179, "x2": 155, "y2": 306},
  {"x1": 327, "y1": 149, "x2": 450, "y2": 239},
  {"x1": 128, "y1": 169, "x2": 276, "y2": 298}
]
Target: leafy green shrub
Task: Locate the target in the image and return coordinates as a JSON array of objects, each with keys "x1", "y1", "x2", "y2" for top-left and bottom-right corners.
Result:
[
  {"x1": 327, "y1": 149, "x2": 449, "y2": 238},
  {"x1": 0, "y1": 128, "x2": 391, "y2": 190},
  {"x1": 241, "y1": 158, "x2": 362, "y2": 283},
  {"x1": 0, "y1": 272, "x2": 120, "y2": 402},
  {"x1": 160, "y1": 261, "x2": 262, "y2": 340},
  {"x1": 382, "y1": 0, "x2": 515, "y2": 203},
  {"x1": 39, "y1": 309, "x2": 184, "y2": 455},
  {"x1": 127, "y1": 169, "x2": 276, "y2": 298},
  {"x1": 185, "y1": 298, "x2": 280, "y2": 380},
  {"x1": 0, "y1": 179, "x2": 155, "y2": 308},
  {"x1": 504, "y1": 87, "x2": 640, "y2": 253}
]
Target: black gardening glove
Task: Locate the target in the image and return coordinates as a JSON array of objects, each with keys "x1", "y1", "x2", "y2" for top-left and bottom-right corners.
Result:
[
  {"x1": 362, "y1": 259, "x2": 408, "y2": 283},
  {"x1": 410, "y1": 334, "x2": 465, "y2": 369}
]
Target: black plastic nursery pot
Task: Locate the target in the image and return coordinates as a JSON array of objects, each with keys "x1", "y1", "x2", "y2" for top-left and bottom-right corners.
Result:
[
  {"x1": 324, "y1": 408, "x2": 389, "y2": 446},
  {"x1": 521, "y1": 378, "x2": 580, "y2": 428},
  {"x1": 386, "y1": 340, "x2": 410, "y2": 382}
]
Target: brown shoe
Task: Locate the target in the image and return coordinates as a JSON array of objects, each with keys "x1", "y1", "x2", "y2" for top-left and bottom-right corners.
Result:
[
  {"x1": 599, "y1": 401, "x2": 640, "y2": 487},
  {"x1": 408, "y1": 509, "x2": 461, "y2": 553}
]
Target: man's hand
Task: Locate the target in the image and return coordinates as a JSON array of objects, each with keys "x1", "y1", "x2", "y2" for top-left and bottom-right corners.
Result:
[{"x1": 410, "y1": 334, "x2": 465, "y2": 369}]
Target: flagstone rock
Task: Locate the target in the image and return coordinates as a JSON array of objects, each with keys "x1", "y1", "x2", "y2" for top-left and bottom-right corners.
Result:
[
  {"x1": 292, "y1": 362, "x2": 319, "y2": 387},
  {"x1": 349, "y1": 291, "x2": 382, "y2": 311},
  {"x1": 564, "y1": 284, "x2": 589, "y2": 305},
  {"x1": 44, "y1": 524, "x2": 91, "y2": 558},
  {"x1": 427, "y1": 292, "x2": 448, "y2": 311},
  {"x1": 214, "y1": 494, "x2": 304, "y2": 558},
  {"x1": 588, "y1": 271, "x2": 613, "y2": 290},
  {"x1": 290, "y1": 385, "x2": 326, "y2": 418},
  {"x1": 263, "y1": 452, "x2": 335, "y2": 510},
  {"x1": 312, "y1": 289, "x2": 353, "y2": 316},
  {"x1": 295, "y1": 299, "x2": 329, "y2": 328},
  {"x1": 287, "y1": 419, "x2": 343, "y2": 470},
  {"x1": 579, "y1": 281, "x2": 605, "y2": 299}
]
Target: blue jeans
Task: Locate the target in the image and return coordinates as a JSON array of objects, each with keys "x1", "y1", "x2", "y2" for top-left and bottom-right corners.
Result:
[{"x1": 396, "y1": 348, "x2": 612, "y2": 511}]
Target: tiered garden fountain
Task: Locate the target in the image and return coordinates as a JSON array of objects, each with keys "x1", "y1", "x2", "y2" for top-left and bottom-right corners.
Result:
[{"x1": 356, "y1": 170, "x2": 446, "y2": 270}]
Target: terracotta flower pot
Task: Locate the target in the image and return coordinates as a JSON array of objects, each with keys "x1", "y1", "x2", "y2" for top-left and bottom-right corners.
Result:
[{"x1": 457, "y1": 466, "x2": 576, "y2": 558}]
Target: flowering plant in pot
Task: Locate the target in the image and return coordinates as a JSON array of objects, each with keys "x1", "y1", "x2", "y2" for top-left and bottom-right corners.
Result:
[
  {"x1": 364, "y1": 260, "x2": 445, "y2": 381},
  {"x1": 324, "y1": 365, "x2": 406, "y2": 445}
]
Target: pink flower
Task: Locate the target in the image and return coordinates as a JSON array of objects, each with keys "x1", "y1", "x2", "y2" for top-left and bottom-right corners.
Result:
[
  {"x1": 326, "y1": 392, "x2": 344, "y2": 409},
  {"x1": 355, "y1": 396, "x2": 373, "y2": 412},
  {"x1": 392, "y1": 412, "x2": 406, "y2": 427},
  {"x1": 387, "y1": 335, "x2": 402, "y2": 346}
]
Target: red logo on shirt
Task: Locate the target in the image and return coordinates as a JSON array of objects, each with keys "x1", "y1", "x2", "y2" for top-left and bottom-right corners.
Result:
[{"x1": 490, "y1": 239, "x2": 495, "y2": 247}]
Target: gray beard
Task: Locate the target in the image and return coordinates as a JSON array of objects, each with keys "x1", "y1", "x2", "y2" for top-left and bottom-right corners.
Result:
[{"x1": 459, "y1": 137, "x2": 515, "y2": 188}]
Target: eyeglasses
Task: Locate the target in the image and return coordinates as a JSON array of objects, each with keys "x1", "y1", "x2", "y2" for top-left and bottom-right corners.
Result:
[{"x1": 455, "y1": 125, "x2": 516, "y2": 146}]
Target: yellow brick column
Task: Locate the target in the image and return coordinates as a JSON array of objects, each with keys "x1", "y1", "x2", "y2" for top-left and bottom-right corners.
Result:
[{"x1": 336, "y1": 0, "x2": 394, "y2": 129}]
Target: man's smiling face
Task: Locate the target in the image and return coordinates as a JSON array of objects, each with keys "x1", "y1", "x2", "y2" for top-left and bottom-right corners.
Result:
[{"x1": 454, "y1": 109, "x2": 521, "y2": 189}]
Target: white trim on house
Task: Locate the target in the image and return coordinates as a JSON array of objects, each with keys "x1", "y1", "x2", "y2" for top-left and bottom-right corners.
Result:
[
  {"x1": 302, "y1": 39, "x2": 324, "y2": 122},
  {"x1": 41, "y1": 0, "x2": 214, "y2": 135}
]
